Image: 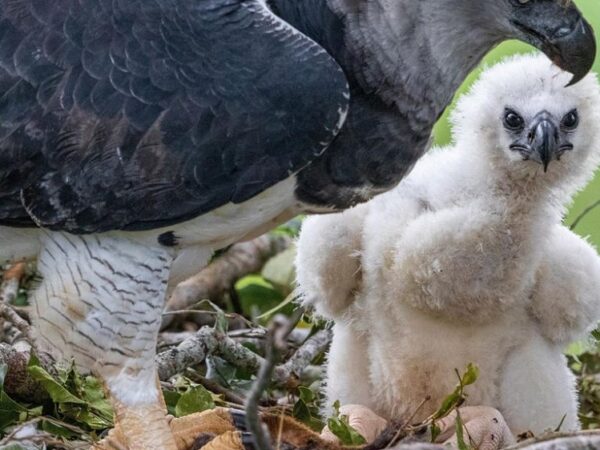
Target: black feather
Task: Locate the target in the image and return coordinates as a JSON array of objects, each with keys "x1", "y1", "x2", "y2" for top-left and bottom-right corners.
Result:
[{"x1": 0, "y1": 0, "x2": 349, "y2": 232}]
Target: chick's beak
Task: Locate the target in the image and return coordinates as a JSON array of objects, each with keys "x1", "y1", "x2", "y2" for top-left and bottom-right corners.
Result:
[{"x1": 529, "y1": 115, "x2": 559, "y2": 172}]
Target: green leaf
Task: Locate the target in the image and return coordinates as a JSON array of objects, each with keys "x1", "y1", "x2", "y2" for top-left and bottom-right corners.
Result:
[
  {"x1": 175, "y1": 385, "x2": 215, "y2": 417},
  {"x1": 298, "y1": 386, "x2": 315, "y2": 404},
  {"x1": 261, "y1": 246, "x2": 297, "y2": 294},
  {"x1": 215, "y1": 309, "x2": 229, "y2": 333},
  {"x1": 59, "y1": 403, "x2": 112, "y2": 430},
  {"x1": 326, "y1": 415, "x2": 366, "y2": 446},
  {"x1": 325, "y1": 401, "x2": 366, "y2": 446},
  {"x1": 163, "y1": 390, "x2": 181, "y2": 417},
  {"x1": 431, "y1": 391, "x2": 461, "y2": 420},
  {"x1": 235, "y1": 275, "x2": 284, "y2": 317},
  {"x1": 293, "y1": 399, "x2": 311, "y2": 423},
  {"x1": 0, "y1": 364, "x2": 29, "y2": 431},
  {"x1": 26, "y1": 355, "x2": 113, "y2": 431},
  {"x1": 460, "y1": 363, "x2": 479, "y2": 387},
  {"x1": 332, "y1": 400, "x2": 341, "y2": 416},
  {"x1": 28, "y1": 365, "x2": 86, "y2": 405}
]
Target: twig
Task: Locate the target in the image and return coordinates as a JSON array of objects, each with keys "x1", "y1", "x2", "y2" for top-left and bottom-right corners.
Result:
[
  {"x1": 381, "y1": 397, "x2": 431, "y2": 449},
  {"x1": 162, "y1": 300, "x2": 254, "y2": 328},
  {"x1": 569, "y1": 198, "x2": 600, "y2": 230},
  {"x1": 162, "y1": 234, "x2": 290, "y2": 328},
  {"x1": 185, "y1": 368, "x2": 247, "y2": 406},
  {"x1": 245, "y1": 311, "x2": 303, "y2": 450},
  {"x1": 271, "y1": 329, "x2": 332, "y2": 386}
]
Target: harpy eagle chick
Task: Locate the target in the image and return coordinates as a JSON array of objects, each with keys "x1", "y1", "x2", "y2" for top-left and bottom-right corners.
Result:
[
  {"x1": 296, "y1": 54, "x2": 600, "y2": 440},
  {"x1": 0, "y1": 1, "x2": 594, "y2": 449}
]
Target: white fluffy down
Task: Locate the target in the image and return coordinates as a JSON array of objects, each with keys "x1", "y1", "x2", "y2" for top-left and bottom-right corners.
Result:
[{"x1": 295, "y1": 54, "x2": 600, "y2": 435}]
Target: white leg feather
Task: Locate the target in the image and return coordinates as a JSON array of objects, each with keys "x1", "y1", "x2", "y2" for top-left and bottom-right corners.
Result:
[
  {"x1": 31, "y1": 231, "x2": 178, "y2": 449},
  {"x1": 324, "y1": 322, "x2": 374, "y2": 416},
  {"x1": 499, "y1": 334, "x2": 579, "y2": 435}
]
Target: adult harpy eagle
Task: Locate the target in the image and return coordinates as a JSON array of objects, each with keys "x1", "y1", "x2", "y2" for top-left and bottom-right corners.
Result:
[{"x1": 0, "y1": 0, "x2": 595, "y2": 449}]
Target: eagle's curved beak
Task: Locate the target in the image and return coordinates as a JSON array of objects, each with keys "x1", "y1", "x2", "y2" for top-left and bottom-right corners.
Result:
[
  {"x1": 512, "y1": 2, "x2": 596, "y2": 86},
  {"x1": 547, "y1": 18, "x2": 596, "y2": 86}
]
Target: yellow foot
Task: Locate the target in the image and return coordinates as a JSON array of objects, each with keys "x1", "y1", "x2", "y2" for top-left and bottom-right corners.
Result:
[
  {"x1": 95, "y1": 406, "x2": 349, "y2": 450},
  {"x1": 169, "y1": 408, "x2": 342, "y2": 450},
  {"x1": 94, "y1": 407, "x2": 236, "y2": 450},
  {"x1": 93, "y1": 400, "x2": 178, "y2": 450}
]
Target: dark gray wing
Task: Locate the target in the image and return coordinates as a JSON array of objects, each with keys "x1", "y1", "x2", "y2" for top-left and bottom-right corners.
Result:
[{"x1": 0, "y1": 0, "x2": 349, "y2": 232}]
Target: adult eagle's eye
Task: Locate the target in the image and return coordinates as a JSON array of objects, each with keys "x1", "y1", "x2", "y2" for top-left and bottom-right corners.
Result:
[
  {"x1": 503, "y1": 109, "x2": 525, "y2": 131},
  {"x1": 561, "y1": 109, "x2": 579, "y2": 130}
]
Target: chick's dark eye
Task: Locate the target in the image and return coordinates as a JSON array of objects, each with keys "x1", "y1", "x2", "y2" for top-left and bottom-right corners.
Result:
[
  {"x1": 503, "y1": 109, "x2": 524, "y2": 131},
  {"x1": 561, "y1": 110, "x2": 579, "y2": 130}
]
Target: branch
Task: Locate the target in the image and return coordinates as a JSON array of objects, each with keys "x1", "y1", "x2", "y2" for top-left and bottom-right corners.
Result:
[
  {"x1": 162, "y1": 234, "x2": 290, "y2": 328},
  {"x1": 156, "y1": 327, "x2": 262, "y2": 381},
  {"x1": 271, "y1": 329, "x2": 332, "y2": 386},
  {"x1": 245, "y1": 311, "x2": 302, "y2": 450},
  {"x1": 506, "y1": 430, "x2": 600, "y2": 450},
  {"x1": 156, "y1": 321, "x2": 331, "y2": 387}
]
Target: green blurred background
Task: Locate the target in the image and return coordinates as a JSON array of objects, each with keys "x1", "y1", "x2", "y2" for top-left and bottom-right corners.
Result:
[{"x1": 433, "y1": 0, "x2": 600, "y2": 247}]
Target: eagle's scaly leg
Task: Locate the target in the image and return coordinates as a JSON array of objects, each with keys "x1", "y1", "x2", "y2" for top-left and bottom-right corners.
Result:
[{"x1": 31, "y1": 232, "x2": 178, "y2": 450}]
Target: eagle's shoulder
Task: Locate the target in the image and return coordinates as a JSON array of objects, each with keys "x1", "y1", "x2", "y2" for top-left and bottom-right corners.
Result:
[{"x1": 0, "y1": 0, "x2": 350, "y2": 232}]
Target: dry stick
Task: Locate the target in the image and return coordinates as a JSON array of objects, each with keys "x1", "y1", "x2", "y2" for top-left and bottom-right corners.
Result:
[
  {"x1": 271, "y1": 329, "x2": 332, "y2": 385},
  {"x1": 245, "y1": 311, "x2": 303, "y2": 450},
  {"x1": 185, "y1": 368, "x2": 247, "y2": 406},
  {"x1": 505, "y1": 430, "x2": 600, "y2": 450},
  {"x1": 244, "y1": 326, "x2": 281, "y2": 450},
  {"x1": 162, "y1": 234, "x2": 291, "y2": 329}
]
